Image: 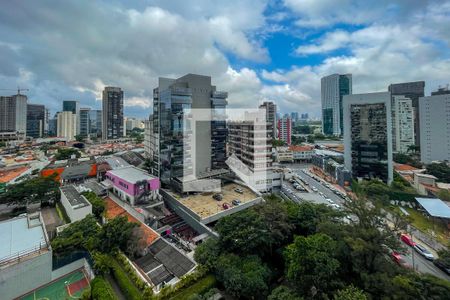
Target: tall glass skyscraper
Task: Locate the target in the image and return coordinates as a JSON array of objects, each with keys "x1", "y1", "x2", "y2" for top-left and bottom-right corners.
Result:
[
  {"x1": 26, "y1": 104, "x2": 46, "y2": 138},
  {"x1": 321, "y1": 74, "x2": 352, "y2": 136},
  {"x1": 102, "y1": 87, "x2": 123, "y2": 140}
]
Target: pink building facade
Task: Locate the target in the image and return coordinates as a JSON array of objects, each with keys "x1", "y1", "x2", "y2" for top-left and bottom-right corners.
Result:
[{"x1": 105, "y1": 166, "x2": 161, "y2": 205}]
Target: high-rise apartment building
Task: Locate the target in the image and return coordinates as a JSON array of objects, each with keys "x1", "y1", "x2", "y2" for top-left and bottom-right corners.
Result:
[
  {"x1": 151, "y1": 74, "x2": 227, "y2": 184},
  {"x1": 0, "y1": 94, "x2": 27, "y2": 140},
  {"x1": 102, "y1": 87, "x2": 124, "y2": 140},
  {"x1": 291, "y1": 112, "x2": 299, "y2": 123},
  {"x1": 277, "y1": 116, "x2": 292, "y2": 145},
  {"x1": 321, "y1": 74, "x2": 352, "y2": 136},
  {"x1": 388, "y1": 81, "x2": 424, "y2": 147},
  {"x1": 62, "y1": 100, "x2": 79, "y2": 115},
  {"x1": 343, "y1": 92, "x2": 393, "y2": 184},
  {"x1": 48, "y1": 114, "x2": 58, "y2": 137},
  {"x1": 391, "y1": 96, "x2": 415, "y2": 153},
  {"x1": 259, "y1": 101, "x2": 277, "y2": 139},
  {"x1": 419, "y1": 94, "x2": 450, "y2": 163},
  {"x1": 26, "y1": 104, "x2": 46, "y2": 138},
  {"x1": 57, "y1": 111, "x2": 77, "y2": 141},
  {"x1": 228, "y1": 114, "x2": 274, "y2": 192},
  {"x1": 431, "y1": 87, "x2": 450, "y2": 96},
  {"x1": 79, "y1": 108, "x2": 91, "y2": 137}
]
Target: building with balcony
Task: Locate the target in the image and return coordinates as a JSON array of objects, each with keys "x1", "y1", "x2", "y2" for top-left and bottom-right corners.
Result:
[
  {"x1": 0, "y1": 93, "x2": 27, "y2": 140},
  {"x1": 343, "y1": 92, "x2": 393, "y2": 184},
  {"x1": 259, "y1": 101, "x2": 277, "y2": 139},
  {"x1": 391, "y1": 95, "x2": 415, "y2": 153},
  {"x1": 277, "y1": 116, "x2": 292, "y2": 145},
  {"x1": 419, "y1": 93, "x2": 450, "y2": 163},
  {"x1": 150, "y1": 74, "x2": 228, "y2": 189},
  {"x1": 102, "y1": 87, "x2": 124, "y2": 140}
]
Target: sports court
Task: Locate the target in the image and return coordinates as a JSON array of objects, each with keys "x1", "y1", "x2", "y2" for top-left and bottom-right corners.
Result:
[{"x1": 20, "y1": 270, "x2": 89, "y2": 300}]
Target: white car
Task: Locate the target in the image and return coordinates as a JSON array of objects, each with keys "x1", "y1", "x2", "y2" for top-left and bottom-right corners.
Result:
[
  {"x1": 312, "y1": 187, "x2": 318, "y2": 192},
  {"x1": 326, "y1": 198, "x2": 334, "y2": 204}
]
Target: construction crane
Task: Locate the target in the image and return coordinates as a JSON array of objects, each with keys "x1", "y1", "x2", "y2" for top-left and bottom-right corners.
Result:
[{"x1": 0, "y1": 87, "x2": 29, "y2": 95}]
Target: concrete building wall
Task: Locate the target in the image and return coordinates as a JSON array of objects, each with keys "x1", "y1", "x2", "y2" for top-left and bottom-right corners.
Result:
[
  {"x1": 419, "y1": 94, "x2": 450, "y2": 163},
  {"x1": 57, "y1": 111, "x2": 77, "y2": 141},
  {"x1": 60, "y1": 192, "x2": 92, "y2": 222},
  {"x1": 0, "y1": 251, "x2": 52, "y2": 300},
  {"x1": 392, "y1": 95, "x2": 415, "y2": 153}
]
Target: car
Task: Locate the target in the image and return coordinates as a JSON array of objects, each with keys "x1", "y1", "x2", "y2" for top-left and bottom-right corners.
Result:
[
  {"x1": 232, "y1": 199, "x2": 241, "y2": 206},
  {"x1": 213, "y1": 193, "x2": 223, "y2": 201},
  {"x1": 319, "y1": 192, "x2": 324, "y2": 196},
  {"x1": 234, "y1": 188, "x2": 244, "y2": 194},
  {"x1": 400, "y1": 233, "x2": 416, "y2": 247},
  {"x1": 312, "y1": 187, "x2": 318, "y2": 192},
  {"x1": 413, "y1": 243, "x2": 434, "y2": 260},
  {"x1": 326, "y1": 198, "x2": 334, "y2": 204},
  {"x1": 433, "y1": 259, "x2": 450, "y2": 275},
  {"x1": 222, "y1": 203, "x2": 230, "y2": 209},
  {"x1": 391, "y1": 251, "x2": 413, "y2": 269},
  {"x1": 331, "y1": 203, "x2": 341, "y2": 209}
]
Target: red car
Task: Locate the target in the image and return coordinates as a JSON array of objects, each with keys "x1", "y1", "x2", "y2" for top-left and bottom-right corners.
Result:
[
  {"x1": 391, "y1": 251, "x2": 412, "y2": 269},
  {"x1": 222, "y1": 203, "x2": 230, "y2": 210},
  {"x1": 400, "y1": 233, "x2": 416, "y2": 246}
]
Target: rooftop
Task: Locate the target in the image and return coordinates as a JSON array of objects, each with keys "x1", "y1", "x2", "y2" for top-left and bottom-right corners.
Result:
[
  {"x1": 288, "y1": 145, "x2": 314, "y2": 152},
  {"x1": 105, "y1": 198, "x2": 159, "y2": 245},
  {"x1": 60, "y1": 185, "x2": 90, "y2": 209},
  {"x1": 416, "y1": 197, "x2": 450, "y2": 219},
  {"x1": 174, "y1": 183, "x2": 259, "y2": 220},
  {"x1": 0, "y1": 214, "x2": 48, "y2": 263},
  {"x1": 0, "y1": 166, "x2": 29, "y2": 183},
  {"x1": 107, "y1": 166, "x2": 155, "y2": 184},
  {"x1": 394, "y1": 163, "x2": 420, "y2": 172}
]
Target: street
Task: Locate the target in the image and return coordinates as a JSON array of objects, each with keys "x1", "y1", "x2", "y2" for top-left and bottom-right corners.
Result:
[{"x1": 280, "y1": 167, "x2": 450, "y2": 281}]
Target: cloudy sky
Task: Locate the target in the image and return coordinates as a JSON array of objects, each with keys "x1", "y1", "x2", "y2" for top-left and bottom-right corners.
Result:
[{"x1": 1, "y1": 0, "x2": 449, "y2": 118}]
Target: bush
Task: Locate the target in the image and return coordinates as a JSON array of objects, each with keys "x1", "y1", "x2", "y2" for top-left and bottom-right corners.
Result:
[
  {"x1": 115, "y1": 252, "x2": 153, "y2": 296},
  {"x1": 110, "y1": 257, "x2": 142, "y2": 300},
  {"x1": 91, "y1": 276, "x2": 118, "y2": 300},
  {"x1": 170, "y1": 275, "x2": 217, "y2": 300}
]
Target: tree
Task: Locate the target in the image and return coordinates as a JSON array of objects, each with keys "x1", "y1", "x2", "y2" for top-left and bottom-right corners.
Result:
[
  {"x1": 391, "y1": 273, "x2": 450, "y2": 299},
  {"x1": 285, "y1": 233, "x2": 340, "y2": 296},
  {"x1": 306, "y1": 135, "x2": 315, "y2": 143},
  {"x1": 268, "y1": 286, "x2": 303, "y2": 300},
  {"x1": 435, "y1": 249, "x2": 450, "y2": 268},
  {"x1": 215, "y1": 254, "x2": 271, "y2": 299},
  {"x1": 143, "y1": 158, "x2": 152, "y2": 173},
  {"x1": 55, "y1": 147, "x2": 81, "y2": 160},
  {"x1": 74, "y1": 134, "x2": 85, "y2": 142},
  {"x1": 426, "y1": 162, "x2": 450, "y2": 183},
  {"x1": 98, "y1": 216, "x2": 139, "y2": 254},
  {"x1": 82, "y1": 192, "x2": 106, "y2": 221},
  {"x1": 272, "y1": 139, "x2": 286, "y2": 147},
  {"x1": 0, "y1": 175, "x2": 60, "y2": 206},
  {"x1": 254, "y1": 199, "x2": 293, "y2": 254},
  {"x1": 215, "y1": 209, "x2": 273, "y2": 256},
  {"x1": 92, "y1": 251, "x2": 111, "y2": 275},
  {"x1": 193, "y1": 238, "x2": 220, "y2": 271},
  {"x1": 0, "y1": 141, "x2": 6, "y2": 148},
  {"x1": 51, "y1": 215, "x2": 100, "y2": 254},
  {"x1": 438, "y1": 189, "x2": 450, "y2": 202},
  {"x1": 293, "y1": 125, "x2": 311, "y2": 134},
  {"x1": 334, "y1": 285, "x2": 367, "y2": 300}
]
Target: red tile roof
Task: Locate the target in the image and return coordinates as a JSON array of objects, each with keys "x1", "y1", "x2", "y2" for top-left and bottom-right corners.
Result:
[
  {"x1": 0, "y1": 166, "x2": 29, "y2": 183},
  {"x1": 288, "y1": 145, "x2": 314, "y2": 152},
  {"x1": 105, "y1": 198, "x2": 159, "y2": 246},
  {"x1": 394, "y1": 163, "x2": 419, "y2": 172}
]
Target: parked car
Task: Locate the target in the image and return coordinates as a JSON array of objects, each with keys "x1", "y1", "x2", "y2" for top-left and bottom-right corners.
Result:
[
  {"x1": 234, "y1": 188, "x2": 244, "y2": 194},
  {"x1": 213, "y1": 193, "x2": 223, "y2": 201},
  {"x1": 222, "y1": 203, "x2": 230, "y2": 209},
  {"x1": 400, "y1": 233, "x2": 416, "y2": 247},
  {"x1": 312, "y1": 187, "x2": 318, "y2": 192},
  {"x1": 232, "y1": 199, "x2": 241, "y2": 206},
  {"x1": 433, "y1": 259, "x2": 450, "y2": 275},
  {"x1": 391, "y1": 251, "x2": 412, "y2": 269},
  {"x1": 331, "y1": 203, "x2": 341, "y2": 210},
  {"x1": 326, "y1": 198, "x2": 334, "y2": 204},
  {"x1": 413, "y1": 243, "x2": 434, "y2": 260}
]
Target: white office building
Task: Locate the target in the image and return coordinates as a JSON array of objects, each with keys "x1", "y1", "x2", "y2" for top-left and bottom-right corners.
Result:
[
  {"x1": 57, "y1": 111, "x2": 77, "y2": 141},
  {"x1": 321, "y1": 74, "x2": 352, "y2": 136},
  {"x1": 391, "y1": 95, "x2": 415, "y2": 153},
  {"x1": 419, "y1": 94, "x2": 450, "y2": 163},
  {"x1": 343, "y1": 92, "x2": 393, "y2": 184}
]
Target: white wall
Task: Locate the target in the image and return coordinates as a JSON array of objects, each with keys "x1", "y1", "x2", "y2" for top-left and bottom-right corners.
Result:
[{"x1": 60, "y1": 192, "x2": 92, "y2": 222}]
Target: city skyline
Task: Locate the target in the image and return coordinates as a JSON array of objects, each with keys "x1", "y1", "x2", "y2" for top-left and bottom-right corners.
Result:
[{"x1": 0, "y1": 1, "x2": 449, "y2": 118}]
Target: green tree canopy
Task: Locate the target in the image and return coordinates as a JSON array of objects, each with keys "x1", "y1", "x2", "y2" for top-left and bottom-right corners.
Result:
[
  {"x1": 426, "y1": 162, "x2": 450, "y2": 183},
  {"x1": 55, "y1": 147, "x2": 81, "y2": 160},
  {"x1": 82, "y1": 191, "x2": 106, "y2": 221},
  {"x1": 193, "y1": 238, "x2": 220, "y2": 271},
  {"x1": 0, "y1": 175, "x2": 60, "y2": 206},
  {"x1": 98, "y1": 216, "x2": 139, "y2": 254},
  {"x1": 285, "y1": 233, "x2": 340, "y2": 296},
  {"x1": 268, "y1": 286, "x2": 303, "y2": 300},
  {"x1": 215, "y1": 254, "x2": 271, "y2": 299},
  {"x1": 334, "y1": 285, "x2": 367, "y2": 300}
]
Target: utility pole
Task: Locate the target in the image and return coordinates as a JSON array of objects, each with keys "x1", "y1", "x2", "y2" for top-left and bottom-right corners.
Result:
[{"x1": 408, "y1": 225, "x2": 417, "y2": 271}]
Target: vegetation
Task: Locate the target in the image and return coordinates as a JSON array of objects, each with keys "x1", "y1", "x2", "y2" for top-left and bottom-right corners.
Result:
[
  {"x1": 82, "y1": 191, "x2": 106, "y2": 221},
  {"x1": 293, "y1": 125, "x2": 312, "y2": 134},
  {"x1": 291, "y1": 135, "x2": 306, "y2": 145},
  {"x1": 170, "y1": 275, "x2": 216, "y2": 300},
  {"x1": 54, "y1": 147, "x2": 81, "y2": 160},
  {"x1": 272, "y1": 139, "x2": 286, "y2": 147},
  {"x1": 90, "y1": 276, "x2": 119, "y2": 300},
  {"x1": 110, "y1": 257, "x2": 142, "y2": 300},
  {"x1": 426, "y1": 162, "x2": 450, "y2": 183},
  {"x1": 56, "y1": 202, "x2": 70, "y2": 223},
  {"x1": 75, "y1": 134, "x2": 86, "y2": 143},
  {"x1": 0, "y1": 141, "x2": 6, "y2": 147},
  {"x1": 0, "y1": 175, "x2": 60, "y2": 206},
  {"x1": 393, "y1": 153, "x2": 422, "y2": 168},
  {"x1": 130, "y1": 128, "x2": 144, "y2": 143},
  {"x1": 194, "y1": 197, "x2": 450, "y2": 299}
]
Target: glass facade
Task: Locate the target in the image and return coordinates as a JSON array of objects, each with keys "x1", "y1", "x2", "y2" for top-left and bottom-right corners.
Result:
[
  {"x1": 339, "y1": 75, "x2": 351, "y2": 134},
  {"x1": 26, "y1": 104, "x2": 45, "y2": 138},
  {"x1": 322, "y1": 108, "x2": 333, "y2": 135},
  {"x1": 350, "y1": 103, "x2": 389, "y2": 182}
]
